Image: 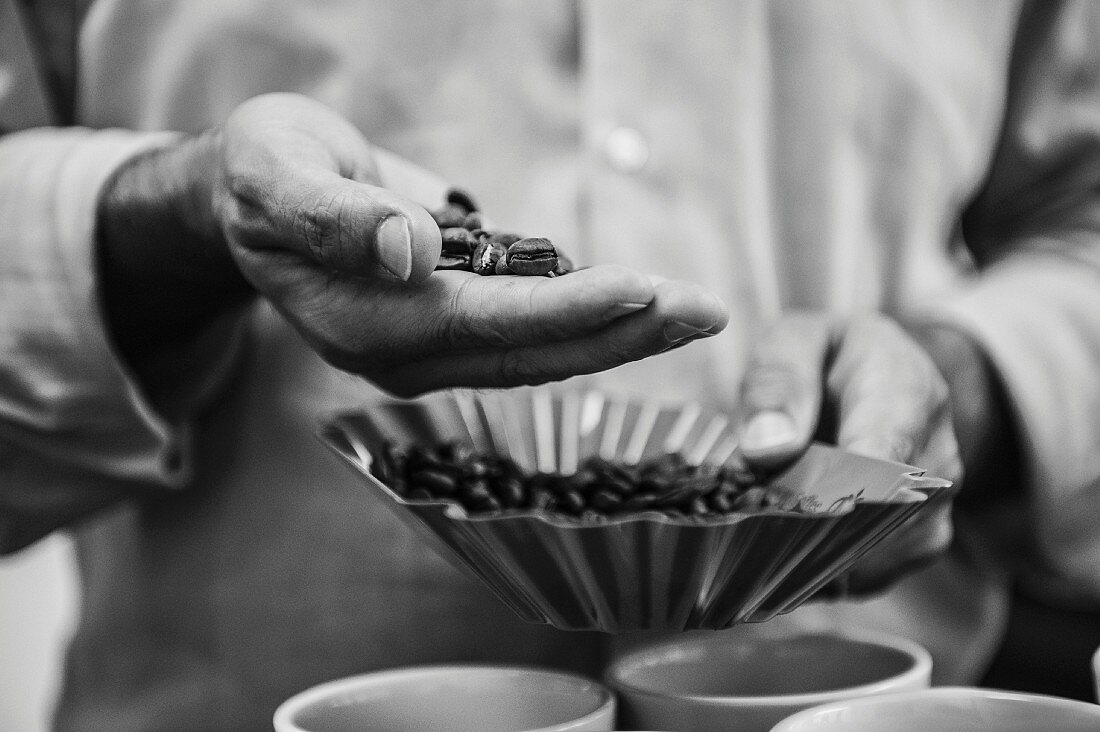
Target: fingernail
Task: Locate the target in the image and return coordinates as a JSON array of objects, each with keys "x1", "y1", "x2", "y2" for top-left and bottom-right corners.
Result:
[
  {"x1": 612, "y1": 301, "x2": 650, "y2": 316},
  {"x1": 377, "y1": 215, "x2": 412, "y2": 281},
  {"x1": 740, "y1": 410, "x2": 799, "y2": 451},
  {"x1": 664, "y1": 320, "x2": 705, "y2": 342}
]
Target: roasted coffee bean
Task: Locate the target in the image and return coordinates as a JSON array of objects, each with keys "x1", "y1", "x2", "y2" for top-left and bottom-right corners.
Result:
[
  {"x1": 686, "y1": 496, "x2": 709, "y2": 516},
  {"x1": 529, "y1": 487, "x2": 557, "y2": 511},
  {"x1": 462, "y1": 211, "x2": 484, "y2": 230},
  {"x1": 441, "y1": 227, "x2": 475, "y2": 255},
  {"x1": 639, "y1": 475, "x2": 672, "y2": 495},
  {"x1": 432, "y1": 204, "x2": 468, "y2": 229},
  {"x1": 407, "y1": 487, "x2": 435, "y2": 502},
  {"x1": 462, "y1": 479, "x2": 498, "y2": 508},
  {"x1": 446, "y1": 187, "x2": 479, "y2": 214},
  {"x1": 472, "y1": 240, "x2": 508, "y2": 276},
  {"x1": 462, "y1": 459, "x2": 492, "y2": 480},
  {"x1": 410, "y1": 468, "x2": 459, "y2": 496},
  {"x1": 428, "y1": 190, "x2": 579, "y2": 278},
  {"x1": 653, "y1": 475, "x2": 712, "y2": 506},
  {"x1": 435, "y1": 252, "x2": 472, "y2": 271},
  {"x1": 559, "y1": 489, "x2": 586, "y2": 515},
  {"x1": 621, "y1": 492, "x2": 661, "y2": 511},
  {"x1": 589, "y1": 489, "x2": 623, "y2": 512},
  {"x1": 707, "y1": 491, "x2": 735, "y2": 513},
  {"x1": 506, "y1": 237, "x2": 558, "y2": 276},
  {"x1": 732, "y1": 486, "x2": 767, "y2": 511},
  {"x1": 495, "y1": 476, "x2": 526, "y2": 508},
  {"x1": 371, "y1": 442, "x2": 400, "y2": 484},
  {"x1": 375, "y1": 439, "x2": 830, "y2": 519}
]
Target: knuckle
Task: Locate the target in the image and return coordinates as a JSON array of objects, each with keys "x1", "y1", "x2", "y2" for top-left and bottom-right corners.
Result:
[
  {"x1": 442, "y1": 277, "x2": 483, "y2": 342},
  {"x1": 296, "y1": 191, "x2": 351, "y2": 264},
  {"x1": 444, "y1": 277, "x2": 512, "y2": 346},
  {"x1": 494, "y1": 351, "x2": 539, "y2": 387}
]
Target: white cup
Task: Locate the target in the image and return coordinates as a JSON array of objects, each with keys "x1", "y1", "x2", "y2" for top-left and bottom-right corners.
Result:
[
  {"x1": 770, "y1": 686, "x2": 1100, "y2": 731},
  {"x1": 604, "y1": 629, "x2": 931, "y2": 732},
  {"x1": 273, "y1": 664, "x2": 616, "y2": 732}
]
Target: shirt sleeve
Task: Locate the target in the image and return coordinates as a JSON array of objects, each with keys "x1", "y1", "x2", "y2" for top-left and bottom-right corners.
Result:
[
  {"x1": 926, "y1": 0, "x2": 1100, "y2": 606},
  {"x1": 0, "y1": 127, "x2": 200, "y2": 552}
]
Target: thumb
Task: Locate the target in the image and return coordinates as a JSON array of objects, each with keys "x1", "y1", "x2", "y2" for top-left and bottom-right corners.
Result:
[
  {"x1": 738, "y1": 313, "x2": 832, "y2": 468},
  {"x1": 220, "y1": 93, "x2": 441, "y2": 282},
  {"x1": 263, "y1": 168, "x2": 441, "y2": 283}
]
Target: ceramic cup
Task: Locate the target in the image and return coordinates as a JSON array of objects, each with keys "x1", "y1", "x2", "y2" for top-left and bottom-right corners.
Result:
[
  {"x1": 604, "y1": 629, "x2": 931, "y2": 732},
  {"x1": 272, "y1": 664, "x2": 616, "y2": 732},
  {"x1": 770, "y1": 686, "x2": 1100, "y2": 731}
]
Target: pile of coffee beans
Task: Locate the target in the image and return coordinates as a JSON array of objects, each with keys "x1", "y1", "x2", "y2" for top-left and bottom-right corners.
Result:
[
  {"x1": 430, "y1": 188, "x2": 573, "y2": 277},
  {"x1": 369, "y1": 441, "x2": 827, "y2": 519}
]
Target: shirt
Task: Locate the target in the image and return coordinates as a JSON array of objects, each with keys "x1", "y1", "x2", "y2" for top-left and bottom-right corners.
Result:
[{"x1": 3, "y1": 1, "x2": 1100, "y2": 729}]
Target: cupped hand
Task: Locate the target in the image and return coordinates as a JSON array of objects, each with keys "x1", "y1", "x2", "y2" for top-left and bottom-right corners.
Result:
[
  {"x1": 736, "y1": 312, "x2": 962, "y2": 595},
  {"x1": 212, "y1": 94, "x2": 728, "y2": 396}
]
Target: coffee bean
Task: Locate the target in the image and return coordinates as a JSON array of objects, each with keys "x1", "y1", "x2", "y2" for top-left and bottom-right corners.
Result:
[
  {"x1": 410, "y1": 468, "x2": 459, "y2": 496},
  {"x1": 462, "y1": 211, "x2": 484, "y2": 230},
  {"x1": 732, "y1": 487, "x2": 767, "y2": 511},
  {"x1": 686, "y1": 496, "x2": 709, "y2": 516},
  {"x1": 707, "y1": 491, "x2": 734, "y2": 513},
  {"x1": 432, "y1": 204, "x2": 468, "y2": 229},
  {"x1": 446, "y1": 187, "x2": 479, "y2": 214},
  {"x1": 506, "y1": 237, "x2": 558, "y2": 276},
  {"x1": 441, "y1": 227, "x2": 474, "y2": 255},
  {"x1": 472, "y1": 240, "x2": 507, "y2": 276},
  {"x1": 375, "y1": 439, "x2": 824, "y2": 519},
  {"x1": 559, "y1": 489, "x2": 586, "y2": 515},
  {"x1": 495, "y1": 476, "x2": 526, "y2": 508},
  {"x1": 621, "y1": 492, "x2": 661, "y2": 511},
  {"x1": 435, "y1": 252, "x2": 471, "y2": 271},
  {"x1": 529, "y1": 487, "x2": 557, "y2": 511},
  {"x1": 590, "y1": 489, "x2": 623, "y2": 512},
  {"x1": 407, "y1": 487, "x2": 435, "y2": 502}
]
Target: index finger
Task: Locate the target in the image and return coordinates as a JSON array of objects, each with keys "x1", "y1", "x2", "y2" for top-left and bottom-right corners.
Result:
[
  {"x1": 430, "y1": 265, "x2": 727, "y2": 349},
  {"x1": 827, "y1": 317, "x2": 950, "y2": 464}
]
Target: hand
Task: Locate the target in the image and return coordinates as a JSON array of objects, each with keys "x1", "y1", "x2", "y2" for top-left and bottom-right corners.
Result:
[
  {"x1": 736, "y1": 312, "x2": 963, "y2": 595},
  {"x1": 98, "y1": 93, "x2": 729, "y2": 398}
]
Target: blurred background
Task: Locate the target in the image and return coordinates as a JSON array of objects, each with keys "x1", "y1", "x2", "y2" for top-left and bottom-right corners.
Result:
[{"x1": 0, "y1": 536, "x2": 78, "y2": 732}]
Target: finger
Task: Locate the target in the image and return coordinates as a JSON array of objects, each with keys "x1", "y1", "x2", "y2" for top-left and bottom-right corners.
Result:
[
  {"x1": 738, "y1": 313, "x2": 832, "y2": 468},
  {"x1": 827, "y1": 317, "x2": 951, "y2": 465},
  {"x1": 223, "y1": 161, "x2": 441, "y2": 283},
  {"x1": 370, "y1": 279, "x2": 728, "y2": 395},
  {"x1": 432, "y1": 267, "x2": 725, "y2": 351},
  {"x1": 221, "y1": 96, "x2": 441, "y2": 283}
]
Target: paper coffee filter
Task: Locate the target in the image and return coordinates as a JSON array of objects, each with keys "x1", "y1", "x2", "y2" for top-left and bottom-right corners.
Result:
[{"x1": 319, "y1": 387, "x2": 953, "y2": 632}]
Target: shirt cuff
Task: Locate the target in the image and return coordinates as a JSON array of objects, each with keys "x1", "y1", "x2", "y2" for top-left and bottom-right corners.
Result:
[{"x1": 0, "y1": 127, "x2": 194, "y2": 486}]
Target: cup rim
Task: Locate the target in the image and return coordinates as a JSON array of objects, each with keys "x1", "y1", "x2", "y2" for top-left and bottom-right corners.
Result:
[
  {"x1": 272, "y1": 663, "x2": 616, "y2": 732},
  {"x1": 770, "y1": 685, "x2": 1100, "y2": 730},
  {"x1": 604, "y1": 629, "x2": 932, "y2": 708}
]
